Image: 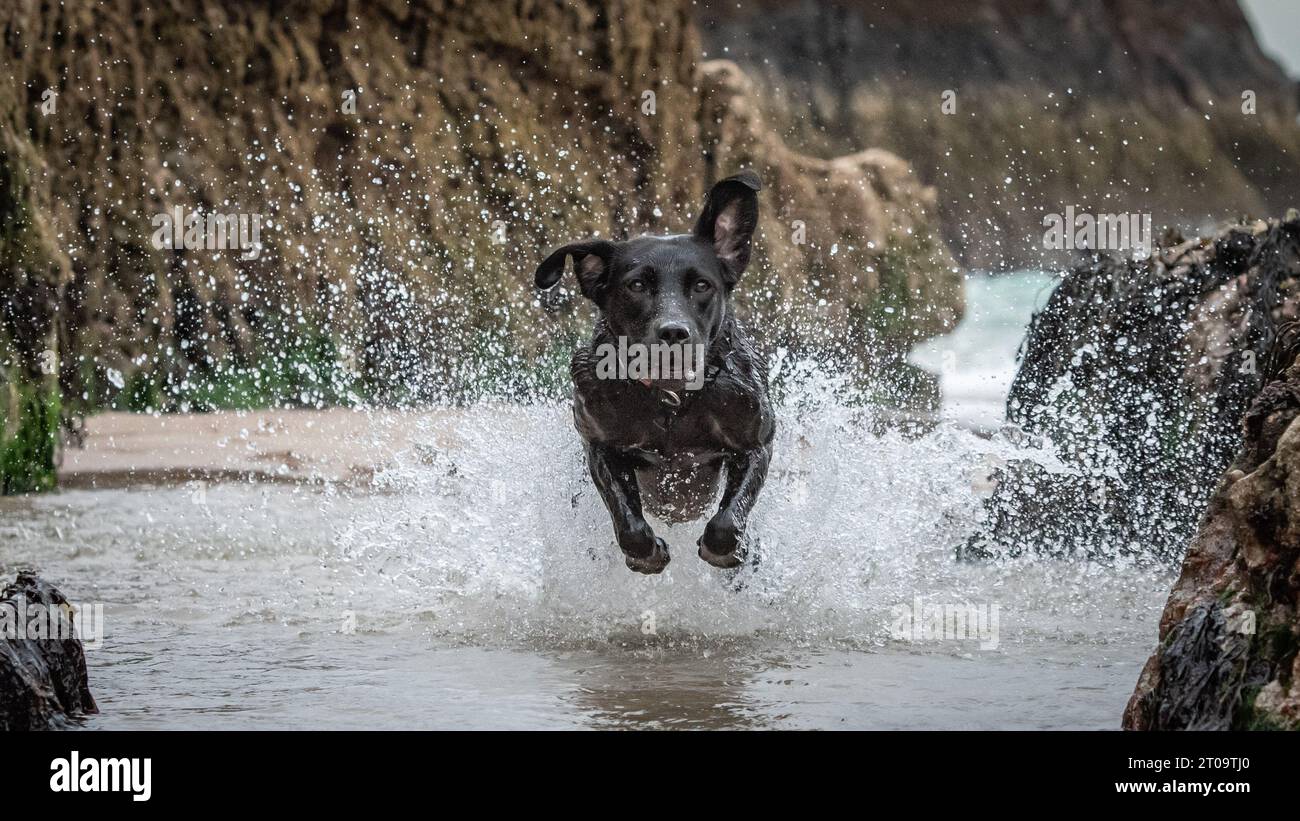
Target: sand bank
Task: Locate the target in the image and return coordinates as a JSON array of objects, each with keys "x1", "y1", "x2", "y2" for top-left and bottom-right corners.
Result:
[{"x1": 57, "y1": 409, "x2": 459, "y2": 488}]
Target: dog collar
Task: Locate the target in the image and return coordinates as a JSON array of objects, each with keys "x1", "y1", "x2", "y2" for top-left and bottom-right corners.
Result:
[
  {"x1": 634, "y1": 380, "x2": 683, "y2": 408},
  {"x1": 638, "y1": 361, "x2": 725, "y2": 408}
]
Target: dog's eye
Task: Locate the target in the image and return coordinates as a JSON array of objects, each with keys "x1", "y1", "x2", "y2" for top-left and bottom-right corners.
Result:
[
  {"x1": 692, "y1": 279, "x2": 713, "y2": 293},
  {"x1": 627, "y1": 279, "x2": 647, "y2": 293}
]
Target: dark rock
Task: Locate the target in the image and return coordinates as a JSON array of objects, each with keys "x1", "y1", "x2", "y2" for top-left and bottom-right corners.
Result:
[
  {"x1": 1124, "y1": 602, "x2": 1267, "y2": 730},
  {"x1": 0, "y1": 572, "x2": 98, "y2": 730},
  {"x1": 965, "y1": 215, "x2": 1300, "y2": 560}
]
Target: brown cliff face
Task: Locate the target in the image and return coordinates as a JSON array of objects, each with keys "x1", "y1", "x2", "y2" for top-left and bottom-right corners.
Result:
[
  {"x1": 696, "y1": 0, "x2": 1300, "y2": 270},
  {"x1": 0, "y1": 0, "x2": 959, "y2": 441},
  {"x1": 2, "y1": 0, "x2": 706, "y2": 411},
  {"x1": 697, "y1": 60, "x2": 962, "y2": 361}
]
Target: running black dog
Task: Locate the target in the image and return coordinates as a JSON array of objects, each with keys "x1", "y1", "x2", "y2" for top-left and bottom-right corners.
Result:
[{"x1": 534, "y1": 171, "x2": 775, "y2": 574}]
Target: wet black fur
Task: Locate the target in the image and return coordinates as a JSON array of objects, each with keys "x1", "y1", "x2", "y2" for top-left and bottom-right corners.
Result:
[{"x1": 534, "y1": 171, "x2": 775, "y2": 574}]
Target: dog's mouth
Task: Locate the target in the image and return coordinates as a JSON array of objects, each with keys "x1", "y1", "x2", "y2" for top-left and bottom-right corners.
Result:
[
  {"x1": 640, "y1": 369, "x2": 710, "y2": 393},
  {"x1": 621, "y1": 340, "x2": 707, "y2": 390},
  {"x1": 638, "y1": 375, "x2": 695, "y2": 390}
]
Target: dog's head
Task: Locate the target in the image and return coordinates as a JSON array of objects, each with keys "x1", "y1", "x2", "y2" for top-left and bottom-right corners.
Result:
[{"x1": 534, "y1": 171, "x2": 760, "y2": 377}]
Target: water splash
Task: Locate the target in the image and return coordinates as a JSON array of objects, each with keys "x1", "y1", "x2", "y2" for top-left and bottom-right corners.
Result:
[{"x1": 314, "y1": 370, "x2": 1161, "y2": 649}]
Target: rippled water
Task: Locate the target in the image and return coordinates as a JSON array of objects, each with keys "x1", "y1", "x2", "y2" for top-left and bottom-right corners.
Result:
[{"x1": 0, "y1": 273, "x2": 1176, "y2": 729}]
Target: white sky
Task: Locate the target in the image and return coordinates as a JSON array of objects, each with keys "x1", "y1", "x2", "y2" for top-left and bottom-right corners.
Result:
[{"x1": 1240, "y1": 0, "x2": 1300, "y2": 77}]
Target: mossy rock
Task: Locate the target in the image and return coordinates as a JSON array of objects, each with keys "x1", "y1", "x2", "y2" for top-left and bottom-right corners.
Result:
[{"x1": 0, "y1": 379, "x2": 59, "y2": 495}]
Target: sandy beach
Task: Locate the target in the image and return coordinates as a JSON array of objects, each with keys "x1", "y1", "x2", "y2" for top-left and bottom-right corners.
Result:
[{"x1": 57, "y1": 408, "x2": 458, "y2": 488}]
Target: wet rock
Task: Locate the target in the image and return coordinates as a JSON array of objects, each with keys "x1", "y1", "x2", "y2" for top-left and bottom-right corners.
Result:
[
  {"x1": 966, "y1": 215, "x2": 1300, "y2": 560},
  {"x1": 1125, "y1": 331, "x2": 1300, "y2": 730},
  {"x1": 1, "y1": 0, "x2": 962, "y2": 424},
  {"x1": 0, "y1": 572, "x2": 98, "y2": 730}
]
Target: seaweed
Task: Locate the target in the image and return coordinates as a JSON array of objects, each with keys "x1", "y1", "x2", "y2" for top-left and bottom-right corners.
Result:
[{"x1": 0, "y1": 379, "x2": 59, "y2": 494}]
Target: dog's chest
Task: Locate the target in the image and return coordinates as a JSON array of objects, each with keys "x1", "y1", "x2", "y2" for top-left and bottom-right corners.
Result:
[{"x1": 575, "y1": 390, "x2": 733, "y2": 463}]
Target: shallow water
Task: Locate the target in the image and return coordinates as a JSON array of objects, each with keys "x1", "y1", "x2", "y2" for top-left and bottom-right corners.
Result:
[
  {"x1": 0, "y1": 272, "x2": 1176, "y2": 729},
  {"x1": 0, "y1": 405, "x2": 1172, "y2": 730}
]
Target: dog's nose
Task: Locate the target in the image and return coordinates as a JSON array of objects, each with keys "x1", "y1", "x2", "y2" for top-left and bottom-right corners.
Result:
[{"x1": 656, "y1": 322, "x2": 692, "y2": 344}]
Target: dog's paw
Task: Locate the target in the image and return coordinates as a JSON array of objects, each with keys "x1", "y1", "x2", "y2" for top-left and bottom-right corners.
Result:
[
  {"x1": 717, "y1": 536, "x2": 762, "y2": 592},
  {"x1": 698, "y1": 542, "x2": 743, "y2": 569},
  {"x1": 697, "y1": 515, "x2": 743, "y2": 568},
  {"x1": 624, "y1": 536, "x2": 670, "y2": 574},
  {"x1": 620, "y1": 523, "x2": 670, "y2": 574}
]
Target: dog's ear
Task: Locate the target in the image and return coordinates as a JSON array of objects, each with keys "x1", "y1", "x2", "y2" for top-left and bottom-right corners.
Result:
[
  {"x1": 534, "y1": 239, "x2": 619, "y2": 301},
  {"x1": 693, "y1": 170, "x2": 761, "y2": 284}
]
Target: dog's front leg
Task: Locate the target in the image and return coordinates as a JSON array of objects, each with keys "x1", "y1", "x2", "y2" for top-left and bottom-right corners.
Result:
[
  {"x1": 698, "y1": 444, "x2": 771, "y2": 568},
  {"x1": 585, "y1": 442, "x2": 671, "y2": 574}
]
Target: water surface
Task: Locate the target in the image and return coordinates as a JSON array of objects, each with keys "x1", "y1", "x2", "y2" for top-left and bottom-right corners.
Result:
[{"x1": 0, "y1": 272, "x2": 1174, "y2": 730}]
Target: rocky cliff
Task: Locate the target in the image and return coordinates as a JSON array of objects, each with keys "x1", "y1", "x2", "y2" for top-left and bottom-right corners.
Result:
[
  {"x1": 1125, "y1": 323, "x2": 1300, "y2": 729},
  {"x1": 695, "y1": 0, "x2": 1300, "y2": 270},
  {"x1": 0, "y1": 0, "x2": 962, "y2": 491}
]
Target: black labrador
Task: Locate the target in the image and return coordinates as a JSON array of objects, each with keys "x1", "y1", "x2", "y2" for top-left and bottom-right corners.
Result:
[{"x1": 534, "y1": 171, "x2": 775, "y2": 574}]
